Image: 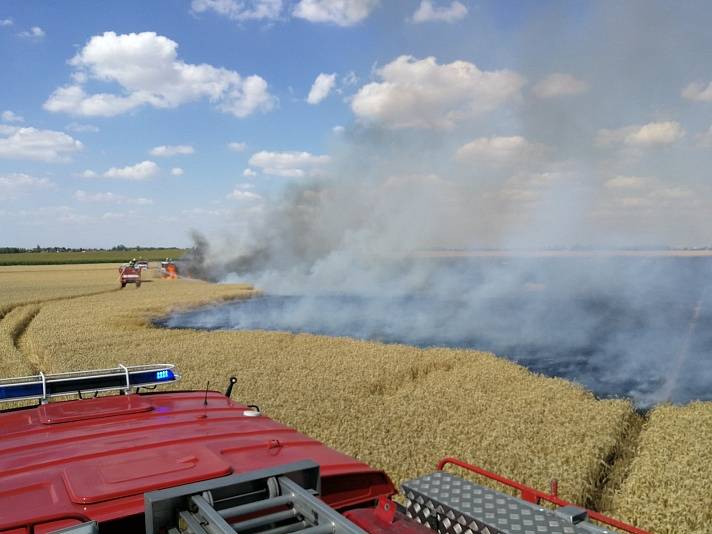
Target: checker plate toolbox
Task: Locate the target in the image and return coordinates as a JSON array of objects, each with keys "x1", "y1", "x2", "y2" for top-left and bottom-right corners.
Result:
[{"x1": 403, "y1": 471, "x2": 610, "y2": 534}]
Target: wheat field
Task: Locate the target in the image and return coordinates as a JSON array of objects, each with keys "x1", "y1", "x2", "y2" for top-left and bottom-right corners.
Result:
[{"x1": 1, "y1": 263, "x2": 710, "y2": 533}]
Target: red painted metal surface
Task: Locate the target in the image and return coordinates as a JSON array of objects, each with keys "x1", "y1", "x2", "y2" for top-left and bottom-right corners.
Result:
[
  {"x1": 0, "y1": 392, "x2": 395, "y2": 532},
  {"x1": 436, "y1": 457, "x2": 651, "y2": 534},
  {"x1": 345, "y1": 508, "x2": 434, "y2": 534}
]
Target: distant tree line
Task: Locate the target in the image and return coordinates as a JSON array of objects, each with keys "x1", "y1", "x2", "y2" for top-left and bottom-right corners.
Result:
[{"x1": 0, "y1": 245, "x2": 184, "y2": 254}]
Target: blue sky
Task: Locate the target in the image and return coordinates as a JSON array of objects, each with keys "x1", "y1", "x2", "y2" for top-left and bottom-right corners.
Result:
[{"x1": 2, "y1": 1, "x2": 712, "y2": 248}]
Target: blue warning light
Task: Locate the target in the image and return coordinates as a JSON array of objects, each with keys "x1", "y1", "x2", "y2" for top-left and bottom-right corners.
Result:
[{"x1": 156, "y1": 369, "x2": 171, "y2": 380}]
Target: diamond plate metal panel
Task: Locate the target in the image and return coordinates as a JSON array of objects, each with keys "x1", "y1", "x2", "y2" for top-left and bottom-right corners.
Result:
[{"x1": 402, "y1": 472, "x2": 612, "y2": 534}]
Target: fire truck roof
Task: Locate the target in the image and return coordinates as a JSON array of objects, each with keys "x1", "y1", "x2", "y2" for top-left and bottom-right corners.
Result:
[{"x1": 0, "y1": 391, "x2": 394, "y2": 533}]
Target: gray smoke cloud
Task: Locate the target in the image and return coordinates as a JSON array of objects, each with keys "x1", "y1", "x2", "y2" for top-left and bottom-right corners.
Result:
[{"x1": 177, "y1": 1, "x2": 712, "y2": 407}]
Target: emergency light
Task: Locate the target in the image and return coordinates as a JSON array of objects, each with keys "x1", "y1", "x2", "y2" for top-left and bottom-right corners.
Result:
[{"x1": 0, "y1": 363, "x2": 180, "y2": 404}]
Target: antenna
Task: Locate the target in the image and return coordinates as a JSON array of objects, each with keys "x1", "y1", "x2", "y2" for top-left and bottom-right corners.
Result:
[
  {"x1": 225, "y1": 376, "x2": 237, "y2": 398},
  {"x1": 204, "y1": 381, "x2": 210, "y2": 406}
]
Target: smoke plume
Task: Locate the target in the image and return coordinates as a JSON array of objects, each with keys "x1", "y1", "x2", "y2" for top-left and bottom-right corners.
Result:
[{"x1": 178, "y1": 2, "x2": 712, "y2": 407}]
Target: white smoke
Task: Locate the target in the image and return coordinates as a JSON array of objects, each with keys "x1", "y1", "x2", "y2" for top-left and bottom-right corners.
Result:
[{"x1": 179, "y1": 2, "x2": 712, "y2": 407}]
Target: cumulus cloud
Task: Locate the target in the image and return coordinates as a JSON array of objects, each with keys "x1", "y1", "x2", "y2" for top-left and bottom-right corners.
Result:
[
  {"x1": 0, "y1": 18, "x2": 13, "y2": 27},
  {"x1": 104, "y1": 160, "x2": 160, "y2": 180},
  {"x1": 604, "y1": 176, "x2": 650, "y2": 189},
  {"x1": 597, "y1": 121, "x2": 685, "y2": 147},
  {"x1": 4, "y1": 205, "x2": 91, "y2": 225},
  {"x1": 80, "y1": 169, "x2": 98, "y2": 179},
  {"x1": 44, "y1": 32, "x2": 276, "y2": 118},
  {"x1": 150, "y1": 144, "x2": 194, "y2": 156},
  {"x1": 1, "y1": 110, "x2": 24, "y2": 123},
  {"x1": 532, "y1": 73, "x2": 588, "y2": 98},
  {"x1": 182, "y1": 207, "x2": 231, "y2": 218},
  {"x1": 456, "y1": 135, "x2": 546, "y2": 166},
  {"x1": 351, "y1": 55, "x2": 525, "y2": 129},
  {"x1": 695, "y1": 125, "x2": 712, "y2": 147},
  {"x1": 247, "y1": 150, "x2": 330, "y2": 177},
  {"x1": 307, "y1": 73, "x2": 336, "y2": 104},
  {"x1": 0, "y1": 173, "x2": 53, "y2": 199},
  {"x1": 18, "y1": 26, "x2": 44, "y2": 39},
  {"x1": 293, "y1": 0, "x2": 379, "y2": 26},
  {"x1": 243, "y1": 168, "x2": 258, "y2": 177},
  {"x1": 171, "y1": 167, "x2": 185, "y2": 176},
  {"x1": 227, "y1": 187, "x2": 262, "y2": 200},
  {"x1": 650, "y1": 187, "x2": 692, "y2": 199},
  {"x1": 191, "y1": 0, "x2": 283, "y2": 21},
  {"x1": 66, "y1": 122, "x2": 99, "y2": 133},
  {"x1": 681, "y1": 81, "x2": 712, "y2": 102},
  {"x1": 74, "y1": 190, "x2": 153, "y2": 205},
  {"x1": 411, "y1": 1, "x2": 468, "y2": 23},
  {"x1": 228, "y1": 141, "x2": 247, "y2": 152},
  {"x1": 0, "y1": 125, "x2": 83, "y2": 162}
]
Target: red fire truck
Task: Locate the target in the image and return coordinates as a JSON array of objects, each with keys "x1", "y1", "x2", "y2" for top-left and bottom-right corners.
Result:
[{"x1": 0, "y1": 365, "x2": 650, "y2": 534}]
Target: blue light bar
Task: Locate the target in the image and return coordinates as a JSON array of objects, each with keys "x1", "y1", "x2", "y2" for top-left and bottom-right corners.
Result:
[{"x1": 0, "y1": 364, "x2": 180, "y2": 404}]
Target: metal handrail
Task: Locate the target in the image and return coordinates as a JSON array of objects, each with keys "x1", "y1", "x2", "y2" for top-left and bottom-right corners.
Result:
[{"x1": 436, "y1": 457, "x2": 650, "y2": 534}]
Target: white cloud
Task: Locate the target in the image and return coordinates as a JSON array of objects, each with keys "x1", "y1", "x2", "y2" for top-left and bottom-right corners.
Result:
[
  {"x1": 7, "y1": 206, "x2": 91, "y2": 225},
  {"x1": 18, "y1": 26, "x2": 45, "y2": 39},
  {"x1": 243, "y1": 168, "x2": 258, "y2": 177},
  {"x1": 615, "y1": 196, "x2": 654, "y2": 208},
  {"x1": 182, "y1": 207, "x2": 231, "y2": 217},
  {"x1": 74, "y1": 190, "x2": 153, "y2": 205},
  {"x1": 248, "y1": 150, "x2": 330, "y2": 177},
  {"x1": 0, "y1": 173, "x2": 53, "y2": 199},
  {"x1": 626, "y1": 122, "x2": 684, "y2": 146},
  {"x1": 342, "y1": 71, "x2": 358, "y2": 87},
  {"x1": 456, "y1": 136, "x2": 546, "y2": 166},
  {"x1": 532, "y1": 73, "x2": 588, "y2": 98},
  {"x1": 101, "y1": 211, "x2": 133, "y2": 220},
  {"x1": 597, "y1": 121, "x2": 685, "y2": 147},
  {"x1": 611, "y1": 186, "x2": 694, "y2": 209},
  {"x1": 696, "y1": 125, "x2": 712, "y2": 147},
  {"x1": 604, "y1": 176, "x2": 650, "y2": 189},
  {"x1": 307, "y1": 73, "x2": 336, "y2": 104},
  {"x1": 0, "y1": 18, "x2": 13, "y2": 27},
  {"x1": 0, "y1": 125, "x2": 83, "y2": 162},
  {"x1": 412, "y1": 1, "x2": 467, "y2": 23},
  {"x1": 682, "y1": 81, "x2": 712, "y2": 102},
  {"x1": 44, "y1": 31, "x2": 276, "y2": 118},
  {"x1": 351, "y1": 55, "x2": 525, "y2": 129},
  {"x1": 1, "y1": 110, "x2": 24, "y2": 123},
  {"x1": 150, "y1": 144, "x2": 194, "y2": 156},
  {"x1": 66, "y1": 122, "x2": 99, "y2": 133},
  {"x1": 332, "y1": 125, "x2": 345, "y2": 134},
  {"x1": 104, "y1": 160, "x2": 159, "y2": 180},
  {"x1": 80, "y1": 169, "x2": 98, "y2": 178},
  {"x1": 650, "y1": 187, "x2": 692, "y2": 199},
  {"x1": 191, "y1": 0, "x2": 283, "y2": 21},
  {"x1": 227, "y1": 188, "x2": 262, "y2": 200},
  {"x1": 170, "y1": 167, "x2": 184, "y2": 176},
  {"x1": 293, "y1": 0, "x2": 379, "y2": 26},
  {"x1": 228, "y1": 141, "x2": 247, "y2": 152}
]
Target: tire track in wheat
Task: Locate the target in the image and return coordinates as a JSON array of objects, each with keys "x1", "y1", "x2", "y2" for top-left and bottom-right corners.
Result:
[{"x1": 1, "y1": 287, "x2": 122, "y2": 376}]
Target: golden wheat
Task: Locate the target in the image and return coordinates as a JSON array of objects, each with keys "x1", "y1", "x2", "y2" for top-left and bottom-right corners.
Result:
[
  {"x1": 15, "y1": 266, "x2": 629, "y2": 506},
  {"x1": 603, "y1": 403, "x2": 712, "y2": 534},
  {"x1": 2, "y1": 263, "x2": 711, "y2": 534},
  {"x1": 0, "y1": 263, "x2": 119, "y2": 316}
]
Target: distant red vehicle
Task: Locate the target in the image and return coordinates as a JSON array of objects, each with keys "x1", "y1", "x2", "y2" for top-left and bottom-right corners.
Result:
[
  {"x1": 161, "y1": 260, "x2": 178, "y2": 279},
  {"x1": 119, "y1": 264, "x2": 141, "y2": 288},
  {"x1": 0, "y1": 364, "x2": 650, "y2": 534}
]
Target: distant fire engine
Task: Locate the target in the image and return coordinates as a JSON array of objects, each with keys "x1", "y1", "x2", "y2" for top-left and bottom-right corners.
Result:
[{"x1": 119, "y1": 263, "x2": 142, "y2": 288}]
